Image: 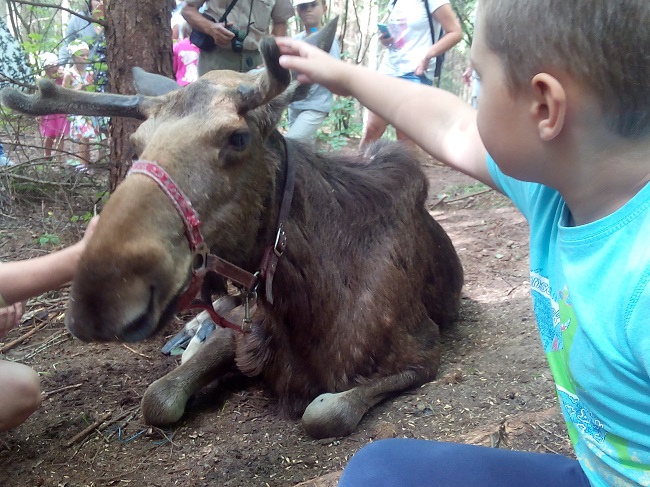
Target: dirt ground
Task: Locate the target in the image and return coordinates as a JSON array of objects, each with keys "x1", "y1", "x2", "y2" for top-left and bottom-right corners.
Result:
[{"x1": 0, "y1": 147, "x2": 572, "y2": 487}]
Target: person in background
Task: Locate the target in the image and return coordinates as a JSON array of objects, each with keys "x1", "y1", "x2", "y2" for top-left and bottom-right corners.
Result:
[
  {"x1": 38, "y1": 53, "x2": 70, "y2": 160},
  {"x1": 0, "y1": 16, "x2": 35, "y2": 167},
  {"x1": 285, "y1": 0, "x2": 340, "y2": 144},
  {"x1": 277, "y1": 0, "x2": 650, "y2": 484},
  {"x1": 182, "y1": 0, "x2": 294, "y2": 74},
  {"x1": 172, "y1": 0, "x2": 187, "y2": 41},
  {"x1": 0, "y1": 143, "x2": 12, "y2": 167},
  {"x1": 58, "y1": 0, "x2": 109, "y2": 151},
  {"x1": 63, "y1": 41, "x2": 98, "y2": 171},
  {"x1": 58, "y1": 0, "x2": 106, "y2": 70},
  {"x1": 462, "y1": 62, "x2": 480, "y2": 110},
  {"x1": 0, "y1": 216, "x2": 98, "y2": 432},
  {"x1": 361, "y1": 0, "x2": 461, "y2": 148},
  {"x1": 173, "y1": 19, "x2": 200, "y2": 85}
]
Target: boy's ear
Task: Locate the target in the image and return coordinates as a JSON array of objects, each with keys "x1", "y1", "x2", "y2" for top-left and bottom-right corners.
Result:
[{"x1": 530, "y1": 73, "x2": 566, "y2": 141}]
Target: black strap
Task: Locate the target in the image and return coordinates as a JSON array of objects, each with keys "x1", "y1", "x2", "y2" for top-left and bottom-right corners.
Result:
[
  {"x1": 219, "y1": 0, "x2": 241, "y2": 23},
  {"x1": 423, "y1": 0, "x2": 445, "y2": 87}
]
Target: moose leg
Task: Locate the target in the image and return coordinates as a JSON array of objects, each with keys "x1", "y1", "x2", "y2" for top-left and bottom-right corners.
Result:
[
  {"x1": 141, "y1": 326, "x2": 237, "y2": 426},
  {"x1": 301, "y1": 369, "x2": 433, "y2": 439}
]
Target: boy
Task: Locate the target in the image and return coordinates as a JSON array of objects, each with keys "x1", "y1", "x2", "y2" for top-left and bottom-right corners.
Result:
[
  {"x1": 278, "y1": 0, "x2": 650, "y2": 485},
  {"x1": 285, "y1": 0, "x2": 340, "y2": 143},
  {"x1": 0, "y1": 217, "x2": 98, "y2": 432}
]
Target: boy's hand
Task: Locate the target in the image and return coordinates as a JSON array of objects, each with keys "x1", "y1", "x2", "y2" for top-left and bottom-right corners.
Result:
[
  {"x1": 277, "y1": 38, "x2": 352, "y2": 96},
  {"x1": 0, "y1": 301, "x2": 25, "y2": 339}
]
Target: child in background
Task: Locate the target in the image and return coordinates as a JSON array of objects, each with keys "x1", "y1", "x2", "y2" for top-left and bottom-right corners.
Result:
[
  {"x1": 285, "y1": 0, "x2": 340, "y2": 144},
  {"x1": 0, "y1": 216, "x2": 98, "y2": 431},
  {"x1": 63, "y1": 41, "x2": 98, "y2": 171},
  {"x1": 173, "y1": 18, "x2": 200, "y2": 86},
  {"x1": 278, "y1": 0, "x2": 650, "y2": 484},
  {"x1": 38, "y1": 53, "x2": 69, "y2": 160}
]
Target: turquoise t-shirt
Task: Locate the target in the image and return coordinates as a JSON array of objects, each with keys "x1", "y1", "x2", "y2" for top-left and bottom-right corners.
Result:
[{"x1": 487, "y1": 156, "x2": 650, "y2": 486}]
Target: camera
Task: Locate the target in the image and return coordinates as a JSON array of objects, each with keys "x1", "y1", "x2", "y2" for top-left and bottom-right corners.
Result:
[{"x1": 227, "y1": 27, "x2": 247, "y2": 53}]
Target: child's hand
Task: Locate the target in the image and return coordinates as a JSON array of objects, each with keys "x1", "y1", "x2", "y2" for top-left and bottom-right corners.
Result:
[
  {"x1": 70, "y1": 215, "x2": 99, "y2": 259},
  {"x1": 0, "y1": 301, "x2": 25, "y2": 339},
  {"x1": 82, "y1": 215, "x2": 99, "y2": 244},
  {"x1": 277, "y1": 38, "x2": 352, "y2": 96}
]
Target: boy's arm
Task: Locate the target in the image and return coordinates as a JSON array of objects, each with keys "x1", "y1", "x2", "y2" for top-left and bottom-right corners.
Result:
[{"x1": 278, "y1": 38, "x2": 495, "y2": 188}]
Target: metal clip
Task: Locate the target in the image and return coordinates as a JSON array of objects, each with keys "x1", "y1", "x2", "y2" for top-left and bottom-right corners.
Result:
[
  {"x1": 192, "y1": 242, "x2": 209, "y2": 276},
  {"x1": 273, "y1": 225, "x2": 285, "y2": 257},
  {"x1": 242, "y1": 291, "x2": 256, "y2": 333}
]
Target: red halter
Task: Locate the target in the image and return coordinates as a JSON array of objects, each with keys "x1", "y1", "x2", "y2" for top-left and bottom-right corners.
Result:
[{"x1": 127, "y1": 145, "x2": 295, "y2": 333}]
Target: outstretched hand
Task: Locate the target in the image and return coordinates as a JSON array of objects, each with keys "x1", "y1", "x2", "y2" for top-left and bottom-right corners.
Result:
[
  {"x1": 277, "y1": 38, "x2": 353, "y2": 97},
  {"x1": 0, "y1": 301, "x2": 25, "y2": 339}
]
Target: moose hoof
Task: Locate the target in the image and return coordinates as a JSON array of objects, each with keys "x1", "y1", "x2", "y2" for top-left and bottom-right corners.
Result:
[
  {"x1": 301, "y1": 390, "x2": 365, "y2": 439},
  {"x1": 141, "y1": 377, "x2": 190, "y2": 427}
]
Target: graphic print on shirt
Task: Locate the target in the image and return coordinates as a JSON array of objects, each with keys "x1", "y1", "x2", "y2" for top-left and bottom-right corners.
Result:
[
  {"x1": 529, "y1": 270, "x2": 650, "y2": 483},
  {"x1": 531, "y1": 271, "x2": 606, "y2": 443}
]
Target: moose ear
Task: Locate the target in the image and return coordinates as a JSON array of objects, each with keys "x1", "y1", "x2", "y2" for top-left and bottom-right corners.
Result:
[
  {"x1": 132, "y1": 67, "x2": 181, "y2": 97},
  {"x1": 304, "y1": 16, "x2": 338, "y2": 53}
]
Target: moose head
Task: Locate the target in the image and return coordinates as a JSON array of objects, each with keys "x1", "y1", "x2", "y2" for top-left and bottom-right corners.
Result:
[{"x1": 1, "y1": 20, "x2": 338, "y2": 343}]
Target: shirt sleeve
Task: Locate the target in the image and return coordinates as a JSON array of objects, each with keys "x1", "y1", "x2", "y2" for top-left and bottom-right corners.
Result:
[{"x1": 486, "y1": 154, "x2": 548, "y2": 221}]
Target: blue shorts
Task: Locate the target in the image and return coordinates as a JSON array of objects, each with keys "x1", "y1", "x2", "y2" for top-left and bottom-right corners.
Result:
[
  {"x1": 338, "y1": 439, "x2": 591, "y2": 487},
  {"x1": 398, "y1": 72, "x2": 433, "y2": 86}
]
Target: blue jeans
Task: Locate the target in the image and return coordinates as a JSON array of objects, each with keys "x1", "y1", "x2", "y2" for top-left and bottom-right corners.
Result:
[
  {"x1": 398, "y1": 72, "x2": 433, "y2": 86},
  {"x1": 338, "y1": 439, "x2": 591, "y2": 487}
]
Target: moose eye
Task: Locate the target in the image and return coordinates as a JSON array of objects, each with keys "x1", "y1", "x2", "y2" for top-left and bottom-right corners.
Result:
[{"x1": 228, "y1": 131, "x2": 250, "y2": 151}]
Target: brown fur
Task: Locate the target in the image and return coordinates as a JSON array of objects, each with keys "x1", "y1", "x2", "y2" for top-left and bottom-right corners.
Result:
[{"x1": 1, "y1": 33, "x2": 463, "y2": 436}]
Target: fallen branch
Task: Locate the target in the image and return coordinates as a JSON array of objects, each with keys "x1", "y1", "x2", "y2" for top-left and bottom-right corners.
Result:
[
  {"x1": 446, "y1": 188, "x2": 493, "y2": 203},
  {"x1": 1, "y1": 172, "x2": 97, "y2": 188},
  {"x1": 65, "y1": 411, "x2": 113, "y2": 447},
  {"x1": 122, "y1": 343, "x2": 153, "y2": 360},
  {"x1": 0, "y1": 321, "x2": 48, "y2": 354},
  {"x1": 428, "y1": 194, "x2": 447, "y2": 211},
  {"x1": 42, "y1": 383, "x2": 83, "y2": 399}
]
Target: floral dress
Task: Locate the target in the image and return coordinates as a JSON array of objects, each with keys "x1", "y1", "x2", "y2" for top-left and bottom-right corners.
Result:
[{"x1": 67, "y1": 67, "x2": 98, "y2": 141}]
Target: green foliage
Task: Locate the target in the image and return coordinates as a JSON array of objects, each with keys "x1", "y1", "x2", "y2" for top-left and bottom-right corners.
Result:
[
  {"x1": 317, "y1": 96, "x2": 363, "y2": 149},
  {"x1": 451, "y1": 0, "x2": 478, "y2": 47},
  {"x1": 70, "y1": 211, "x2": 95, "y2": 224},
  {"x1": 37, "y1": 232, "x2": 60, "y2": 247}
]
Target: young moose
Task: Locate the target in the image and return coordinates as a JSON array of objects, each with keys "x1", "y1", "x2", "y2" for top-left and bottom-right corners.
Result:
[{"x1": 0, "y1": 23, "x2": 463, "y2": 439}]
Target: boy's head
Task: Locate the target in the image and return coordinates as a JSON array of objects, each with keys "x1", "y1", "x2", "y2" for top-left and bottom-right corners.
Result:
[
  {"x1": 478, "y1": 0, "x2": 650, "y2": 138},
  {"x1": 294, "y1": 0, "x2": 327, "y2": 30}
]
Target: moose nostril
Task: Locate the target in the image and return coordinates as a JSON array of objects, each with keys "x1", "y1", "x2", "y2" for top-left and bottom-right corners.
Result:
[{"x1": 120, "y1": 286, "x2": 158, "y2": 342}]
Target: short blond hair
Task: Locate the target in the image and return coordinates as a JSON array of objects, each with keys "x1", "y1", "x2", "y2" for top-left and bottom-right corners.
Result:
[{"x1": 481, "y1": 0, "x2": 650, "y2": 138}]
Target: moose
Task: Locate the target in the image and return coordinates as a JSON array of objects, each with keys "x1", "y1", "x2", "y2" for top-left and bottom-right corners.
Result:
[{"x1": 0, "y1": 22, "x2": 463, "y2": 439}]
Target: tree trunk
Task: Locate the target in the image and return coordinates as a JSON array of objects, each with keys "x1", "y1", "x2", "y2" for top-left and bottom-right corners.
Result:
[{"x1": 105, "y1": 0, "x2": 174, "y2": 191}]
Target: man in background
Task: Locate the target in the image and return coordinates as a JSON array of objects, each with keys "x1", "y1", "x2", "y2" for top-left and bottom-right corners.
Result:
[{"x1": 182, "y1": 0, "x2": 294, "y2": 74}]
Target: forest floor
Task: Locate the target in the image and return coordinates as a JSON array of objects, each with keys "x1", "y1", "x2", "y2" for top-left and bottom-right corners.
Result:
[{"x1": 0, "y1": 139, "x2": 572, "y2": 487}]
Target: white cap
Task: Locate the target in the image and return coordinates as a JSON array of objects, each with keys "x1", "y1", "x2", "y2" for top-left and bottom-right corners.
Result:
[
  {"x1": 39, "y1": 52, "x2": 58, "y2": 68},
  {"x1": 294, "y1": 0, "x2": 316, "y2": 6}
]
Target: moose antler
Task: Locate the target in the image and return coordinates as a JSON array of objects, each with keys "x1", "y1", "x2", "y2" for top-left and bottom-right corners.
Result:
[
  {"x1": 0, "y1": 77, "x2": 149, "y2": 120},
  {"x1": 237, "y1": 17, "x2": 339, "y2": 113}
]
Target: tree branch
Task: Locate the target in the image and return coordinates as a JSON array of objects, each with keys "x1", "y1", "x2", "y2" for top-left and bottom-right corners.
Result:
[{"x1": 11, "y1": 0, "x2": 107, "y2": 27}]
